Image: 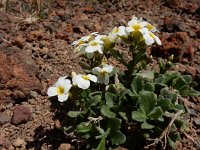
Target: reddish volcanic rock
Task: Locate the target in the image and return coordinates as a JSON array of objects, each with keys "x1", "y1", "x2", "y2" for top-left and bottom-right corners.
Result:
[
  {"x1": 0, "y1": 47, "x2": 41, "y2": 103},
  {"x1": 11, "y1": 105, "x2": 31, "y2": 125}
]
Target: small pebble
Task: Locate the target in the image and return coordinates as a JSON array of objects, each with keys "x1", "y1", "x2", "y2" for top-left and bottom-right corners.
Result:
[
  {"x1": 0, "y1": 113, "x2": 11, "y2": 125},
  {"x1": 13, "y1": 138, "x2": 26, "y2": 147},
  {"x1": 30, "y1": 91, "x2": 38, "y2": 98},
  {"x1": 58, "y1": 143, "x2": 71, "y2": 150}
]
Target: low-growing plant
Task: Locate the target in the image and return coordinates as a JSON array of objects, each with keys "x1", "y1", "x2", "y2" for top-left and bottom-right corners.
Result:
[{"x1": 47, "y1": 16, "x2": 200, "y2": 149}]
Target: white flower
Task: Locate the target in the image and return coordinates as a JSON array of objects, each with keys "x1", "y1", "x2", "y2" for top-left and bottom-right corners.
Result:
[
  {"x1": 92, "y1": 64, "x2": 114, "y2": 85},
  {"x1": 72, "y1": 73, "x2": 97, "y2": 89},
  {"x1": 72, "y1": 32, "x2": 99, "y2": 52},
  {"x1": 126, "y1": 16, "x2": 148, "y2": 34},
  {"x1": 47, "y1": 77, "x2": 72, "y2": 102},
  {"x1": 142, "y1": 31, "x2": 161, "y2": 45},
  {"x1": 107, "y1": 33, "x2": 118, "y2": 43},
  {"x1": 72, "y1": 36, "x2": 90, "y2": 47},
  {"x1": 85, "y1": 39, "x2": 104, "y2": 54},
  {"x1": 111, "y1": 26, "x2": 128, "y2": 37},
  {"x1": 72, "y1": 32, "x2": 98, "y2": 46},
  {"x1": 146, "y1": 23, "x2": 158, "y2": 33},
  {"x1": 95, "y1": 35, "x2": 107, "y2": 41}
]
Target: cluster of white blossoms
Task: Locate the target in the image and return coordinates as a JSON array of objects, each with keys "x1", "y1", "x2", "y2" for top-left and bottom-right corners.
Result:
[
  {"x1": 47, "y1": 64, "x2": 114, "y2": 102},
  {"x1": 48, "y1": 16, "x2": 161, "y2": 102},
  {"x1": 72, "y1": 16, "x2": 161, "y2": 56}
]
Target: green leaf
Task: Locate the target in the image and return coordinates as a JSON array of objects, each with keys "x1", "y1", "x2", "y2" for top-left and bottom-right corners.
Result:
[
  {"x1": 143, "y1": 82, "x2": 155, "y2": 92},
  {"x1": 174, "y1": 119, "x2": 186, "y2": 130},
  {"x1": 171, "y1": 93, "x2": 178, "y2": 104},
  {"x1": 136, "y1": 70, "x2": 154, "y2": 80},
  {"x1": 158, "y1": 116, "x2": 164, "y2": 122},
  {"x1": 147, "y1": 107, "x2": 163, "y2": 119},
  {"x1": 182, "y1": 75, "x2": 192, "y2": 83},
  {"x1": 172, "y1": 77, "x2": 187, "y2": 90},
  {"x1": 90, "y1": 95, "x2": 102, "y2": 106},
  {"x1": 132, "y1": 48, "x2": 146, "y2": 66},
  {"x1": 180, "y1": 89, "x2": 200, "y2": 97},
  {"x1": 105, "y1": 92, "x2": 117, "y2": 107},
  {"x1": 143, "y1": 133, "x2": 150, "y2": 138},
  {"x1": 132, "y1": 111, "x2": 147, "y2": 122},
  {"x1": 79, "y1": 61, "x2": 91, "y2": 70},
  {"x1": 131, "y1": 76, "x2": 143, "y2": 94},
  {"x1": 128, "y1": 91, "x2": 139, "y2": 103},
  {"x1": 170, "y1": 123, "x2": 177, "y2": 132},
  {"x1": 67, "y1": 111, "x2": 84, "y2": 118},
  {"x1": 139, "y1": 91, "x2": 157, "y2": 115},
  {"x1": 173, "y1": 104, "x2": 185, "y2": 112},
  {"x1": 111, "y1": 130, "x2": 126, "y2": 145},
  {"x1": 81, "y1": 90, "x2": 89, "y2": 99},
  {"x1": 190, "y1": 81, "x2": 198, "y2": 87},
  {"x1": 154, "y1": 83, "x2": 167, "y2": 92},
  {"x1": 167, "y1": 137, "x2": 176, "y2": 149},
  {"x1": 155, "y1": 75, "x2": 165, "y2": 83},
  {"x1": 107, "y1": 118, "x2": 122, "y2": 132},
  {"x1": 76, "y1": 122, "x2": 92, "y2": 133},
  {"x1": 96, "y1": 126, "x2": 105, "y2": 134},
  {"x1": 101, "y1": 105, "x2": 116, "y2": 118},
  {"x1": 157, "y1": 98, "x2": 171, "y2": 111},
  {"x1": 110, "y1": 49, "x2": 128, "y2": 66},
  {"x1": 95, "y1": 128, "x2": 110, "y2": 139},
  {"x1": 141, "y1": 122, "x2": 154, "y2": 129},
  {"x1": 95, "y1": 138, "x2": 106, "y2": 150},
  {"x1": 163, "y1": 72, "x2": 180, "y2": 85},
  {"x1": 160, "y1": 87, "x2": 171, "y2": 99},
  {"x1": 119, "y1": 112, "x2": 128, "y2": 121}
]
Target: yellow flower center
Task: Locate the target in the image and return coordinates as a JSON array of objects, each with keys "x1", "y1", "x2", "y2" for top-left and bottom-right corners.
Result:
[
  {"x1": 149, "y1": 32, "x2": 155, "y2": 38},
  {"x1": 90, "y1": 42, "x2": 98, "y2": 46},
  {"x1": 100, "y1": 70, "x2": 107, "y2": 77},
  {"x1": 132, "y1": 24, "x2": 141, "y2": 30},
  {"x1": 57, "y1": 86, "x2": 64, "y2": 95},
  {"x1": 78, "y1": 40, "x2": 84, "y2": 45},
  {"x1": 82, "y1": 75, "x2": 90, "y2": 80},
  {"x1": 146, "y1": 24, "x2": 154, "y2": 30},
  {"x1": 112, "y1": 28, "x2": 119, "y2": 34}
]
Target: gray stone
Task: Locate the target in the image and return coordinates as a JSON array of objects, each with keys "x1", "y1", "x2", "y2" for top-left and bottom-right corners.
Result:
[
  {"x1": 0, "y1": 113, "x2": 11, "y2": 125},
  {"x1": 11, "y1": 105, "x2": 31, "y2": 125}
]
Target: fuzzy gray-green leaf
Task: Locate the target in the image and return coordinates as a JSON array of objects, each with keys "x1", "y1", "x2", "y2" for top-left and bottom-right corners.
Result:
[
  {"x1": 101, "y1": 105, "x2": 116, "y2": 118},
  {"x1": 132, "y1": 111, "x2": 147, "y2": 122}
]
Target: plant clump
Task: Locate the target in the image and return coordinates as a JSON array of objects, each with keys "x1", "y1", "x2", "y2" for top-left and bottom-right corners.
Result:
[{"x1": 47, "y1": 16, "x2": 200, "y2": 149}]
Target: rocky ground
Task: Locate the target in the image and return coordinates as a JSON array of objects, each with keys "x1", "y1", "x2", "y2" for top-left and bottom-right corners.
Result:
[{"x1": 0, "y1": 0, "x2": 200, "y2": 149}]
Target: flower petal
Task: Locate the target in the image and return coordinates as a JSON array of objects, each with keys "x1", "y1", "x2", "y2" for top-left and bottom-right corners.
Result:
[
  {"x1": 58, "y1": 93, "x2": 69, "y2": 102},
  {"x1": 85, "y1": 46, "x2": 96, "y2": 53},
  {"x1": 47, "y1": 87, "x2": 58, "y2": 97},
  {"x1": 92, "y1": 67, "x2": 101, "y2": 75},
  {"x1": 95, "y1": 45, "x2": 103, "y2": 54},
  {"x1": 103, "y1": 74, "x2": 110, "y2": 85},
  {"x1": 139, "y1": 21, "x2": 147, "y2": 28},
  {"x1": 98, "y1": 75, "x2": 105, "y2": 84},
  {"x1": 72, "y1": 74, "x2": 81, "y2": 86},
  {"x1": 88, "y1": 74, "x2": 97, "y2": 82},
  {"x1": 126, "y1": 27, "x2": 133, "y2": 33},
  {"x1": 154, "y1": 35, "x2": 162, "y2": 45},
  {"x1": 77, "y1": 77, "x2": 90, "y2": 89},
  {"x1": 128, "y1": 18, "x2": 137, "y2": 27},
  {"x1": 103, "y1": 64, "x2": 113, "y2": 73},
  {"x1": 58, "y1": 78, "x2": 71, "y2": 87},
  {"x1": 117, "y1": 26, "x2": 127, "y2": 37},
  {"x1": 143, "y1": 33, "x2": 154, "y2": 45},
  {"x1": 139, "y1": 28, "x2": 148, "y2": 35}
]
